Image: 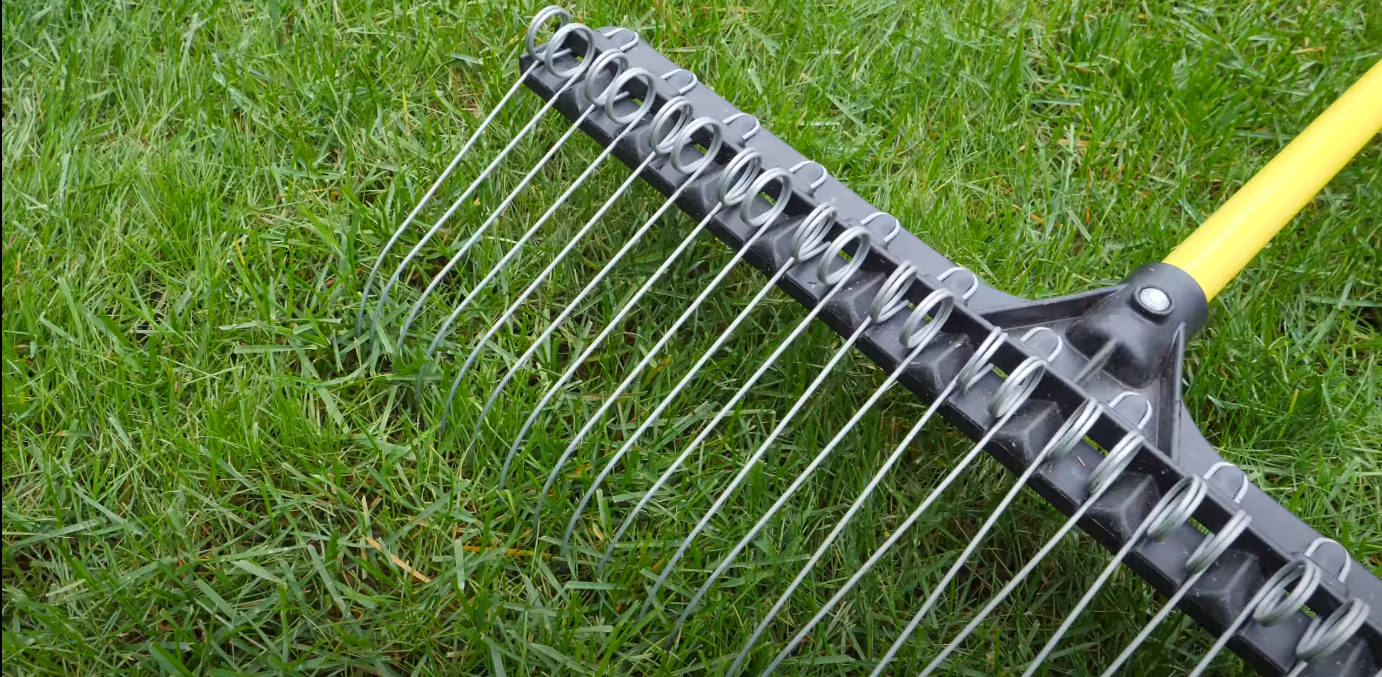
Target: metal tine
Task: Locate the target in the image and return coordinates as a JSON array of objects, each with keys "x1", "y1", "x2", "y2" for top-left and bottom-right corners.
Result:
[
  {"x1": 493, "y1": 130, "x2": 760, "y2": 490},
  {"x1": 597, "y1": 225, "x2": 877, "y2": 577},
  {"x1": 471, "y1": 114, "x2": 728, "y2": 462},
  {"x1": 355, "y1": 5, "x2": 577, "y2": 335},
  {"x1": 368, "y1": 18, "x2": 604, "y2": 341},
  {"x1": 639, "y1": 259, "x2": 918, "y2": 620},
  {"x1": 1098, "y1": 462, "x2": 1252, "y2": 676},
  {"x1": 1187, "y1": 557, "x2": 1324, "y2": 677},
  {"x1": 501, "y1": 150, "x2": 775, "y2": 497},
  {"x1": 515, "y1": 162, "x2": 786, "y2": 522},
  {"x1": 1020, "y1": 474, "x2": 1213, "y2": 677},
  {"x1": 752, "y1": 327, "x2": 1052, "y2": 677},
  {"x1": 1284, "y1": 597, "x2": 1371, "y2": 677},
  {"x1": 501, "y1": 116, "x2": 774, "y2": 495},
  {"x1": 1187, "y1": 535, "x2": 1369, "y2": 677},
  {"x1": 557, "y1": 184, "x2": 831, "y2": 558},
  {"x1": 873, "y1": 384, "x2": 1105, "y2": 676},
  {"x1": 417, "y1": 65, "x2": 671, "y2": 366},
  {"x1": 664, "y1": 271, "x2": 959, "y2": 640},
  {"x1": 917, "y1": 391, "x2": 1171, "y2": 677},
  {"x1": 425, "y1": 68, "x2": 664, "y2": 431},
  {"x1": 395, "y1": 49, "x2": 652, "y2": 347}
]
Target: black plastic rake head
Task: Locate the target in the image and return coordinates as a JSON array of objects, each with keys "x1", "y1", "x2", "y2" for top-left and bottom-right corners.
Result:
[
  {"x1": 358, "y1": 6, "x2": 1380, "y2": 677},
  {"x1": 501, "y1": 12, "x2": 1380, "y2": 677}
]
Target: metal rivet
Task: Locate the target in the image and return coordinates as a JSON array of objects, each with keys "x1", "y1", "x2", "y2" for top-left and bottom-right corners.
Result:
[{"x1": 1136, "y1": 286, "x2": 1172, "y2": 314}]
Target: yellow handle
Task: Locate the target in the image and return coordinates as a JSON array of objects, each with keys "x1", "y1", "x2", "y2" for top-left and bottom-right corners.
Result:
[{"x1": 1164, "y1": 58, "x2": 1382, "y2": 300}]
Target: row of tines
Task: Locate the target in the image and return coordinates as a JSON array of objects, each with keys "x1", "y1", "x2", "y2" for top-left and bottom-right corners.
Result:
[{"x1": 356, "y1": 6, "x2": 1376, "y2": 676}]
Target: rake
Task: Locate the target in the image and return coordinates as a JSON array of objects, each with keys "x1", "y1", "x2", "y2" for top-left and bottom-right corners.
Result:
[{"x1": 357, "y1": 7, "x2": 1382, "y2": 676}]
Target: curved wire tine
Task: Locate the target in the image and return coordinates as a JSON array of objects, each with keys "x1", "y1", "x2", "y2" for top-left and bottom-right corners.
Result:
[
  {"x1": 396, "y1": 84, "x2": 602, "y2": 347},
  {"x1": 1098, "y1": 459, "x2": 1253, "y2": 676},
  {"x1": 559, "y1": 186, "x2": 815, "y2": 558},
  {"x1": 871, "y1": 393, "x2": 1101, "y2": 677},
  {"x1": 670, "y1": 282, "x2": 955, "y2": 641},
  {"x1": 356, "y1": 58, "x2": 543, "y2": 336},
  {"x1": 598, "y1": 226, "x2": 874, "y2": 577},
  {"x1": 429, "y1": 70, "x2": 662, "y2": 431},
  {"x1": 357, "y1": 1, "x2": 574, "y2": 335},
  {"x1": 1099, "y1": 508, "x2": 1252, "y2": 676},
  {"x1": 417, "y1": 67, "x2": 668, "y2": 362},
  {"x1": 729, "y1": 331, "x2": 967, "y2": 677},
  {"x1": 917, "y1": 430, "x2": 1153, "y2": 677},
  {"x1": 1188, "y1": 558, "x2": 1323, "y2": 677},
  {"x1": 399, "y1": 50, "x2": 650, "y2": 348},
  {"x1": 516, "y1": 163, "x2": 781, "y2": 534},
  {"x1": 1286, "y1": 598, "x2": 1371, "y2": 677},
  {"x1": 651, "y1": 263, "x2": 925, "y2": 628},
  {"x1": 369, "y1": 24, "x2": 599, "y2": 342},
  {"x1": 469, "y1": 117, "x2": 727, "y2": 464},
  {"x1": 1021, "y1": 474, "x2": 1211, "y2": 677},
  {"x1": 491, "y1": 124, "x2": 735, "y2": 483},
  {"x1": 752, "y1": 329, "x2": 1034, "y2": 676}
]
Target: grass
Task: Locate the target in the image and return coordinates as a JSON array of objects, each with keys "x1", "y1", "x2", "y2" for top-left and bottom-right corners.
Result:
[{"x1": 3, "y1": 0, "x2": 1379, "y2": 675}]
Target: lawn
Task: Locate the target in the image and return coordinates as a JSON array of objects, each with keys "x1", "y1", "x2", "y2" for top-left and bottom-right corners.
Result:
[{"x1": 3, "y1": 0, "x2": 1379, "y2": 675}]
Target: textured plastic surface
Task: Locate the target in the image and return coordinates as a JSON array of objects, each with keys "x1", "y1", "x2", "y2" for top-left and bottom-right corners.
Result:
[{"x1": 517, "y1": 30, "x2": 1381, "y2": 676}]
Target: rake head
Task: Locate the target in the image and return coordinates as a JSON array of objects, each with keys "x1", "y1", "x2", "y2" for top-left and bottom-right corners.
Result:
[{"x1": 356, "y1": 7, "x2": 1381, "y2": 677}]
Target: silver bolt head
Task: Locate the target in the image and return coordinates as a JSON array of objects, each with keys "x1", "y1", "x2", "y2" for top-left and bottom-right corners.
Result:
[{"x1": 1137, "y1": 286, "x2": 1172, "y2": 313}]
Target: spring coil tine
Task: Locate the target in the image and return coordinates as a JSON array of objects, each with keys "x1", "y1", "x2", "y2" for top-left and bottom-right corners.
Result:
[
  {"x1": 396, "y1": 48, "x2": 638, "y2": 346},
  {"x1": 499, "y1": 143, "x2": 762, "y2": 491},
  {"x1": 416, "y1": 64, "x2": 683, "y2": 360},
  {"x1": 756, "y1": 328, "x2": 1038, "y2": 676},
  {"x1": 518, "y1": 120, "x2": 734, "y2": 534},
  {"x1": 872, "y1": 393, "x2": 1100, "y2": 677},
  {"x1": 730, "y1": 321, "x2": 972, "y2": 677},
  {"x1": 662, "y1": 266, "x2": 949, "y2": 639},
  {"x1": 691, "y1": 286, "x2": 955, "y2": 672},
  {"x1": 918, "y1": 430, "x2": 1152, "y2": 677},
  {"x1": 544, "y1": 162, "x2": 784, "y2": 553},
  {"x1": 356, "y1": 7, "x2": 580, "y2": 337},
  {"x1": 1021, "y1": 474, "x2": 1210, "y2": 677},
  {"x1": 430, "y1": 69, "x2": 661, "y2": 431},
  {"x1": 598, "y1": 226, "x2": 875, "y2": 576},
  {"x1": 369, "y1": 23, "x2": 598, "y2": 342},
  {"x1": 1187, "y1": 558, "x2": 1324, "y2": 677},
  {"x1": 1100, "y1": 509, "x2": 1253, "y2": 676},
  {"x1": 632, "y1": 227, "x2": 879, "y2": 618},
  {"x1": 1286, "y1": 598, "x2": 1371, "y2": 677},
  {"x1": 470, "y1": 115, "x2": 726, "y2": 476},
  {"x1": 562, "y1": 191, "x2": 841, "y2": 560}
]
